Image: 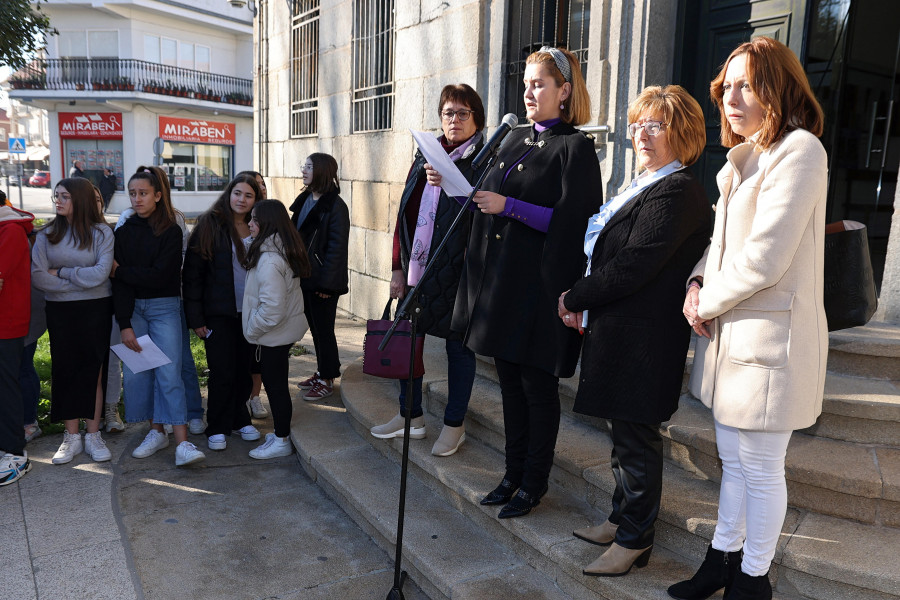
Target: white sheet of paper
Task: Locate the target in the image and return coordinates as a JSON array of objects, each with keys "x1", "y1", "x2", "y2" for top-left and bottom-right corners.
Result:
[
  {"x1": 410, "y1": 129, "x2": 474, "y2": 198},
  {"x1": 111, "y1": 335, "x2": 173, "y2": 374}
]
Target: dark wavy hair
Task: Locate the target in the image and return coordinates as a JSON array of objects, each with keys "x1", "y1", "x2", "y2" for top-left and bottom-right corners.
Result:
[
  {"x1": 236, "y1": 170, "x2": 267, "y2": 199},
  {"x1": 244, "y1": 199, "x2": 311, "y2": 278},
  {"x1": 128, "y1": 166, "x2": 177, "y2": 236},
  {"x1": 189, "y1": 174, "x2": 262, "y2": 263},
  {"x1": 45, "y1": 177, "x2": 104, "y2": 249},
  {"x1": 303, "y1": 153, "x2": 340, "y2": 196}
]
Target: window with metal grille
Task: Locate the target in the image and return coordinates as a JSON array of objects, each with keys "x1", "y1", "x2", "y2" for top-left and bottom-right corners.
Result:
[
  {"x1": 351, "y1": 0, "x2": 395, "y2": 133},
  {"x1": 504, "y1": 0, "x2": 590, "y2": 122},
  {"x1": 290, "y1": 0, "x2": 320, "y2": 138}
]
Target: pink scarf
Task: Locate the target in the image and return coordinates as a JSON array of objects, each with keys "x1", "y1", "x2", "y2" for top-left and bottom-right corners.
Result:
[{"x1": 407, "y1": 134, "x2": 479, "y2": 285}]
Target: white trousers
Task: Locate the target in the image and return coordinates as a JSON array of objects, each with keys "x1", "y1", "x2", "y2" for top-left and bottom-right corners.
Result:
[{"x1": 711, "y1": 420, "x2": 792, "y2": 576}]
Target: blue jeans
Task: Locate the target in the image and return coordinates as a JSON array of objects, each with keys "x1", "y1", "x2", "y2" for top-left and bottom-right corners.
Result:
[
  {"x1": 399, "y1": 337, "x2": 475, "y2": 427},
  {"x1": 123, "y1": 297, "x2": 186, "y2": 425},
  {"x1": 19, "y1": 341, "x2": 40, "y2": 424}
]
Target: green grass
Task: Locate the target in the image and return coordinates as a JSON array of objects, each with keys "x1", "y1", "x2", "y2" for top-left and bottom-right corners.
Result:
[{"x1": 34, "y1": 330, "x2": 210, "y2": 431}]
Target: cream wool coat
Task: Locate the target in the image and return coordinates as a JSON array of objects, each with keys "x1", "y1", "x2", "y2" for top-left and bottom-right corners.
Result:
[
  {"x1": 689, "y1": 128, "x2": 828, "y2": 431},
  {"x1": 242, "y1": 235, "x2": 308, "y2": 348}
]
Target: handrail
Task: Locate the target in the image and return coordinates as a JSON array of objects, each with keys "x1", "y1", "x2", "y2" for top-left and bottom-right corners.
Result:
[{"x1": 7, "y1": 58, "x2": 253, "y2": 105}]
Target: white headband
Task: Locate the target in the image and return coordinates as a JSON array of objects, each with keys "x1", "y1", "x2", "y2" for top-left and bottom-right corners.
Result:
[{"x1": 539, "y1": 46, "x2": 572, "y2": 83}]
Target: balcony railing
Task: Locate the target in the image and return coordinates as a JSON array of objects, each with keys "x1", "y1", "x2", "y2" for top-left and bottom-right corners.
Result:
[{"x1": 8, "y1": 58, "x2": 252, "y2": 106}]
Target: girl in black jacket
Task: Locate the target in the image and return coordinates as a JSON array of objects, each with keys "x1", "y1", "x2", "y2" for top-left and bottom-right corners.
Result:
[
  {"x1": 183, "y1": 174, "x2": 263, "y2": 451},
  {"x1": 289, "y1": 153, "x2": 349, "y2": 400}
]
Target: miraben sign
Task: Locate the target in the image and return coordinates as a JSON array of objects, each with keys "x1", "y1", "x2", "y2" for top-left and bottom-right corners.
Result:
[
  {"x1": 158, "y1": 116, "x2": 236, "y2": 145},
  {"x1": 58, "y1": 113, "x2": 123, "y2": 139}
]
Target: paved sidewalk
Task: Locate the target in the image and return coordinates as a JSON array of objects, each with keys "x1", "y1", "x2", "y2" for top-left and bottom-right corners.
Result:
[{"x1": 1, "y1": 312, "x2": 429, "y2": 600}]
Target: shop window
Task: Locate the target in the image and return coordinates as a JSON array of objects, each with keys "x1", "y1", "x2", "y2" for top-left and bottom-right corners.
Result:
[
  {"x1": 291, "y1": 0, "x2": 320, "y2": 137},
  {"x1": 504, "y1": 0, "x2": 590, "y2": 122},
  {"x1": 351, "y1": 0, "x2": 394, "y2": 132},
  {"x1": 64, "y1": 140, "x2": 124, "y2": 192},
  {"x1": 160, "y1": 142, "x2": 231, "y2": 193}
]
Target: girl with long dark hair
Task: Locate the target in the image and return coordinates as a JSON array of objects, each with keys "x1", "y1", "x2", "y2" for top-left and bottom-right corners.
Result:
[
  {"x1": 289, "y1": 154, "x2": 349, "y2": 400},
  {"x1": 112, "y1": 166, "x2": 205, "y2": 466},
  {"x1": 183, "y1": 174, "x2": 262, "y2": 451},
  {"x1": 32, "y1": 177, "x2": 115, "y2": 464},
  {"x1": 242, "y1": 199, "x2": 310, "y2": 458}
]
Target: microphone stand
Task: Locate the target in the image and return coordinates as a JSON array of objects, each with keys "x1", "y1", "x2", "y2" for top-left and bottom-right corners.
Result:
[{"x1": 379, "y1": 150, "x2": 500, "y2": 600}]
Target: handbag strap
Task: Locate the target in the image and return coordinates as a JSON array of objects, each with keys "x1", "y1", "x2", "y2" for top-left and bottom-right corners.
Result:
[{"x1": 381, "y1": 298, "x2": 394, "y2": 320}]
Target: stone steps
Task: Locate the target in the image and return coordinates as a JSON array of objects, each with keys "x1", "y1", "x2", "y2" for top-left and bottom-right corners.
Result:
[
  {"x1": 417, "y1": 365, "x2": 900, "y2": 599},
  {"x1": 827, "y1": 321, "x2": 900, "y2": 381}
]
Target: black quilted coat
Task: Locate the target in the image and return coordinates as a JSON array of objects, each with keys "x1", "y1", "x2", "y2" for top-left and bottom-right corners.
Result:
[
  {"x1": 563, "y1": 170, "x2": 711, "y2": 424},
  {"x1": 452, "y1": 122, "x2": 603, "y2": 378},
  {"x1": 395, "y1": 135, "x2": 485, "y2": 340},
  {"x1": 290, "y1": 189, "x2": 350, "y2": 296}
]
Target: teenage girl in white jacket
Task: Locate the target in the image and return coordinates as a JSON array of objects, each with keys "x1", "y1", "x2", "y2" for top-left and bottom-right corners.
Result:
[{"x1": 242, "y1": 200, "x2": 311, "y2": 459}]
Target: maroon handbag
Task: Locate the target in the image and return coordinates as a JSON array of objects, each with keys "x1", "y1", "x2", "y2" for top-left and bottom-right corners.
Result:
[{"x1": 363, "y1": 299, "x2": 425, "y2": 379}]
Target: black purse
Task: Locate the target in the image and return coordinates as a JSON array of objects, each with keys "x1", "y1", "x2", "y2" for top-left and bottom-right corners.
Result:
[{"x1": 823, "y1": 220, "x2": 878, "y2": 332}]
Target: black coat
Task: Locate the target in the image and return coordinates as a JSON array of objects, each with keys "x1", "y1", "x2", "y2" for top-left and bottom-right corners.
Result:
[
  {"x1": 452, "y1": 122, "x2": 603, "y2": 377},
  {"x1": 563, "y1": 170, "x2": 711, "y2": 424},
  {"x1": 182, "y1": 226, "x2": 242, "y2": 329},
  {"x1": 290, "y1": 189, "x2": 350, "y2": 296},
  {"x1": 396, "y1": 136, "x2": 485, "y2": 339},
  {"x1": 98, "y1": 174, "x2": 116, "y2": 204}
]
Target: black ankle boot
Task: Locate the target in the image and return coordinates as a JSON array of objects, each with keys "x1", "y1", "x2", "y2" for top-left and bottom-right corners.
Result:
[
  {"x1": 480, "y1": 478, "x2": 519, "y2": 506},
  {"x1": 667, "y1": 545, "x2": 742, "y2": 600},
  {"x1": 724, "y1": 570, "x2": 772, "y2": 600}
]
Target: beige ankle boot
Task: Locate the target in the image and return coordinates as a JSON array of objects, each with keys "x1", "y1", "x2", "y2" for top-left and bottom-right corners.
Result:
[
  {"x1": 582, "y1": 542, "x2": 652, "y2": 577},
  {"x1": 573, "y1": 519, "x2": 618, "y2": 546},
  {"x1": 431, "y1": 424, "x2": 465, "y2": 456}
]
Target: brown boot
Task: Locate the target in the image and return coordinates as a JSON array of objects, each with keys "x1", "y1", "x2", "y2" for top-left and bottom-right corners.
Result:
[
  {"x1": 573, "y1": 520, "x2": 618, "y2": 546},
  {"x1": 582, "y1": 542, "x2": 652, "y2": 577}
]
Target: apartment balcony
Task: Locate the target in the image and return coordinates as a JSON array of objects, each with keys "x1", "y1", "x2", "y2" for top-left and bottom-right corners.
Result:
[{"x1": 7, "y1": 59, "x2": 253, "y2": 115}]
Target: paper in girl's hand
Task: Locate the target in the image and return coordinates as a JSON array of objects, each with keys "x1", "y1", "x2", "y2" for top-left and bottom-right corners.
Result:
[{"x1": 111, "y1": 335, "x2": 172, "y2": 374}]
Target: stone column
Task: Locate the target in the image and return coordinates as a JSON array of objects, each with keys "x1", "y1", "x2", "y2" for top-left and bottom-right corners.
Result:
[{"x1": 874, "y1": 157, "x2": 900, "y2": 324}]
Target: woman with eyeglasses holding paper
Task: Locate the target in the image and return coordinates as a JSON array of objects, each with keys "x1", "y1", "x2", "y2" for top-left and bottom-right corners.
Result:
[
  {"x1": 370, "y1": 83, "x2": 486, "y2": 457},
  {"x1": 559, "y1": 86, "x2": 711, "y2": 576},
  {"x1": 453, "y1": 47, "x2": 602, "y2": 519}
]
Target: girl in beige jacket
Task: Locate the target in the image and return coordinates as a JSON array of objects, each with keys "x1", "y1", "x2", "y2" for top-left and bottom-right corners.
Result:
[
  {"x1": 670, "y1": 38, "x2": 828, "y2": 600},
  {"x1": 242, "y1": 200, "x2": 311, "y2": 459}
]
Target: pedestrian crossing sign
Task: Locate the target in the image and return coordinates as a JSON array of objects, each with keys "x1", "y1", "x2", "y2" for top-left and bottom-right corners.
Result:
[{"x1": 8, "y1": 138, "x2": 26, "y2": 154}]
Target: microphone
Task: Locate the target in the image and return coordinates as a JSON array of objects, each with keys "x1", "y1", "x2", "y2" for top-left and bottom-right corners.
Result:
[{"x1": 471, "y1": 113, "x2": 519, "y2": 171}]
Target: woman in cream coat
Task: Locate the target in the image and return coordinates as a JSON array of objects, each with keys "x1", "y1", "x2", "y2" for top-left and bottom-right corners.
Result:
[{"x1": 670, "y1": 37, "x2": 827, "y2": 600}]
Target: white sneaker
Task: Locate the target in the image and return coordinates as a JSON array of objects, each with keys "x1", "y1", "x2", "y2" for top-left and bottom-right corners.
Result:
[
  {"x1": 233, "y1": 425, "x2": 261, "y2": 441},
  {"x1": 249, "y1": 433, "x2": 292, "y2": 459},
  {"x1": 188, "y1": 418, "x2": 206, "y2": 435},
  {"x1": 84, "y1": 431, "x2": 112, "y2": 462},
  {"x1": 175, "y1": 441, "x2": 205, "y2": 466},
  {"x1": 247, "y1": 396, "x2": 269, "y2": 419},
  {"x1": 0, "y1": 452, "x2": 31, "y2": 486},
  {"x1": 105, "y1": 404, "x2": 125, "y2": 433},
  {"x1": 370, "y1": 414, "x2": 426, "y2": 440},
  {"x1": 132, "y1": 429, "x2": 169, "y2": 459},
  {"x1": 208, "y1": 434, "x2": 226, "y2": 451},
  {"x1": 52, "y1": 432, "x2": 83, "y2": 464}
]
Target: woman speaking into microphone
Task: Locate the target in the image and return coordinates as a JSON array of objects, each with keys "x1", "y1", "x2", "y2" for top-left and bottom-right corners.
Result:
[{"x1": 453, "y1": 46, "x2": 602, "y2": 519}]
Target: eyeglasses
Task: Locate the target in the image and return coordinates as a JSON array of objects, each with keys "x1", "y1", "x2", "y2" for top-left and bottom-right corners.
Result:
[
  {"x1": 627, "y1": 121, "x2": 667, "y2": 138},
  {"x1": 52, "y1": 193, "x2": 72, "y2": 204},
  {"x1": 441, "y1": 109, "x2": 473, "y2": 122}
]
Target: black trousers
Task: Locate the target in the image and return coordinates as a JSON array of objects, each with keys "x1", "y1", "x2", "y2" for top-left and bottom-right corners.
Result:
[
  {"x1": 494, "y1": 358, "x2": 560, "y2": 494},
  {"x1": 0, "y1": 337, "x2": 25, "y2": 456},
  {"x1": 257, "y1": 344, "x2": 292, "y2": 438},
  {"x1": 303, "y1": 291, "x2": 341, "y2": 379},
  {"x1": 607, "y1": 419, "x2": 664, "y2": 549},
  {"x1": 203, "y1": 315, "x2": 252, "y2": 436}
]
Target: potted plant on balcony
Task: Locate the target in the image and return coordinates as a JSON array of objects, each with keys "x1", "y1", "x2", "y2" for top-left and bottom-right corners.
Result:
[
  {"x1": 9, "y1": 76, "x2": 24, "y2": 89},
  {"x1": 118, "y1": 77, "x2": 134, "y2": 91}
]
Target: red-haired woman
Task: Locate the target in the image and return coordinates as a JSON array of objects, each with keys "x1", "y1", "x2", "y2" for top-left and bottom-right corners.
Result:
[{"x1": 670, "y1": 37, "x2": 828, "y2": 600}]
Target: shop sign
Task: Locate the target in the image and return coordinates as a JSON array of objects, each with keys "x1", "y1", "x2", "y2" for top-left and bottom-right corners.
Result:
[
  {"x1": 158, "y1": 116, "x2": 235, "y2": 145},
  {"x1": 59, "y1": 113, "x2": 123, "y2": 139}
]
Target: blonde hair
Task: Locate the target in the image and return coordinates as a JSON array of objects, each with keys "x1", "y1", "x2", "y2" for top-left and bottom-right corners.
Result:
[
  {"x1": 525, "y1": 47, "x2": 591, "y2": 125},
  {"x1": 711, "y1": 36, "x2": 824, "y2": 149},
  {"x1": 627, "y1": 85, "x2": 706, "y2": 167}
]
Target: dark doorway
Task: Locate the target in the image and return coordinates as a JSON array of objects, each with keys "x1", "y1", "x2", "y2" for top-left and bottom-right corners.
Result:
[{"x1": 675, "y1": 0, "x2": 900, "y2": 287}]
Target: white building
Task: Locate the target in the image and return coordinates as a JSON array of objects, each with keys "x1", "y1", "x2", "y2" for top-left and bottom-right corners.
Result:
[{"x1": 7, "y1": 0, "x2": 255, "y2": 213}]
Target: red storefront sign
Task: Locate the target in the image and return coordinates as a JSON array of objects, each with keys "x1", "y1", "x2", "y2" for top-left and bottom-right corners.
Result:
[
  {"x1": 58, "y1": 112, "x2": 123, "y2": 139},
  {"x1": 158, "y1": 116, "x2": 235, "y2": 145}
]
